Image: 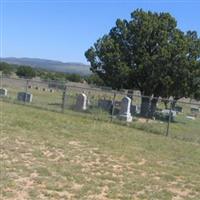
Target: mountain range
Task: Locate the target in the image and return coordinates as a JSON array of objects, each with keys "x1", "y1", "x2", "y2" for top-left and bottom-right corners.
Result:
[{"x1": 1, "y1": 57, "x2": 91, "y2": 75}]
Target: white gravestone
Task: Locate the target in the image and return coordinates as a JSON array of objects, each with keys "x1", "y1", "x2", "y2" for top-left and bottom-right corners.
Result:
[
  {"x1": 119, "y1": 96, "x2": 132, "y2": 122},
  {"x1": 162, "y1": 109, "x2": 176, "y2": 118},
  {"x1": 0, "y1": 88, "x2": 8, "y2": 96},
  {"x1": 76, "y1": 93, "x2": 87, "y2": 111},
  {"x1": 17, "y1": 92, "x2": 33, "y2": 103}
]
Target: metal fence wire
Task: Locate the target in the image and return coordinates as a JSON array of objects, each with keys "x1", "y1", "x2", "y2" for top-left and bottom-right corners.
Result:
[{"x1": 1, "y1": 76, "x2": 200, "y2": 143}]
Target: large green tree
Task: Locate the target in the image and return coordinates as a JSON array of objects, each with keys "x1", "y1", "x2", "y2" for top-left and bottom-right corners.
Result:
[{"x1": 85, "y1": 9, "x2": 200, "y2": 117}]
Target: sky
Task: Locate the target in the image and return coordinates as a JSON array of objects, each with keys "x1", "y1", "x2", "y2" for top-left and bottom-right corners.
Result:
[{"x1": 1, "y1": 0, "x2": 200, "y2": 64}]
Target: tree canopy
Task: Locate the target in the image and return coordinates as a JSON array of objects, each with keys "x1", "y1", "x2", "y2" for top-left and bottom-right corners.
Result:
[
  {"x1": 85, "y1": 9, "x2": 200, "y2": 101},
  {"x1": 0, "y1": 62, "x2": 14, "y2": 75},
  {"x1": 16, "y1": 66, "x2": 36, "y2": 79}
]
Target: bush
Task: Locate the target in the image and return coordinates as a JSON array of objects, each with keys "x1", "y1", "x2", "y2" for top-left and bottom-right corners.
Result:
[
  {"x1": 16, "y1": 66, "x2": 36, "y2": 78},
  {"x1": 0, "y1": 62, "x2": 14, "y2": 75}
]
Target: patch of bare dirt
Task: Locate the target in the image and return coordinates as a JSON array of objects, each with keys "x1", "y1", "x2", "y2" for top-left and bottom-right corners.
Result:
[
  {"x1": 137, "y1": 158, "x2": 147, "y2": 166},
  {"x1": 168, "y1": 187, "x2": 191, "y2": 197},
  {"x1": 138, "y1": 118, "x2": 157, "y2": 123}
]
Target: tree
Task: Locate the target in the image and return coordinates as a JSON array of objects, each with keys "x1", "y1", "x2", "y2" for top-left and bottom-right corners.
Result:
[
  {"x1": 65, "y1": 73, "x2": 82, "y2": 82},
  {"x1": 85, "y1": 9, "x2": 200, "y2": 117},
  {"x1": 16, "y1": 66, "x2": 36, "y2": 79},
  {"x1": 85, "y1": 74, "x2": 104, "y2": 86},
  {"x1": 0, "y1": 62, "x2": 13, "y2": 75}
]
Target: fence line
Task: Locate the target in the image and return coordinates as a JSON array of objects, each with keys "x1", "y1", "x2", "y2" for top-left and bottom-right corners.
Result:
[{"x1": 1, "y1": 76, "x2": 200, "y2": 143}]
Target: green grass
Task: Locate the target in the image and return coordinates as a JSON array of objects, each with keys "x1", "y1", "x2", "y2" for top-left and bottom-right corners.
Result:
[{"x1": 0, "y1": 101, "x2": 200, "y2": 199}]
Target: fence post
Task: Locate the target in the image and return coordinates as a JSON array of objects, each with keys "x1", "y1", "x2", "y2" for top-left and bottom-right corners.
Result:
[
  {"x1": 24, "y1": 79, "x2": 29, "y2": 103},
  {"x1": 111, "y1": 92, "x2": 116, "y2": 122},
  {"x1": 61, "y1": 84, "x2": 67, "y2": 113},
  {"x1": 166, "y1": 100, "x2": 172, "y2": 136},
  {"x1": 0, "y1": 71, "x2": 2, "y2": 87}
]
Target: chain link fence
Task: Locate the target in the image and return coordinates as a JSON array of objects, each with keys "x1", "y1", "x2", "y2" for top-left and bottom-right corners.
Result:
[{"x1": 1, "y1": 76, "x2": 200, "y2": 143}]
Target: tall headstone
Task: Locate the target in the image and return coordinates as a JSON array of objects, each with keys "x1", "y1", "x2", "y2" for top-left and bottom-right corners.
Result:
[
  {"x1": 119, "y1": 96, "x2": 132, "y2": 122},
  {"x1": 0, "y1": 88, "x2": 8, "y2": 96},
  {"x1": 75, "y1": 93, "x2": 87, "y2": 111},
  {"x1": 17, "y1": 92, "x2": 33, "y2": 103}
]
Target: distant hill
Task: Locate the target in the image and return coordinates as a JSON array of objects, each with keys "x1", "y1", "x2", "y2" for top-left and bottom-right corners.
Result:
[{"x1": 1, "y1": 57, "x2": 91, "y2": 75}]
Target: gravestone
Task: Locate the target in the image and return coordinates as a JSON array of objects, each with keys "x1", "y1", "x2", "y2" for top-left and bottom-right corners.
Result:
[
  {"x1": 191, "y1": 107, "x2": 200, "y2": 114},
  {"x1": 98, "y1": 99, "x2": 112, "y2": 110},
  {"x1": 130, "y1": 104, "x2": 139, "y2": 115},
  {"x1": 111, "y1": 100, "x2": 121, "y2": 114},
  {"x1": 75, "y1": 93, "x2": 87, "y2": 111},
  {"x1": 119, "y1": 96, "x2": 132, "y2": 122},
  {"x1": 42, "y1": 88, "x2": 47, "y2": 91},
  {"x1": 174, "y1": 106, "x2": 183, "y2": 113},
  {"x1": 162, "y1": 109, "x2": 176, "y2": 117},
  {"x1": 17, "y1": 92, "x2": 33, "y2": 102},
  {"x1": 49, "y1": 89, "x2": 54, "y2": 93},
  {"x1": 0, "y1": 88, "x2": 8, "y2": 96},
  {"x1": 161, "y1": 109, "x2": 176, "y2": 120}
]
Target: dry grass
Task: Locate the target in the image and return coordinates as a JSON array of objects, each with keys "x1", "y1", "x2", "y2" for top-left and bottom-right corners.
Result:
[{"x1": 0, "y1": 102, "x2": 200, "y2": 199}]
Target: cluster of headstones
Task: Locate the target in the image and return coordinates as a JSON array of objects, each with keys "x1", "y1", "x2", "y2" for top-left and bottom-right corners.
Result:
[
  {"x1": 156, "y1": 104, "x2": 200, "y2": 120},
  {"x1": 76, "y1": 93, "x2": 133, "y2": 122},
  {"x1": 97, "y1": 98, "x2": 139, "y2": 115},
  {"x1": 0, "y1": 88, "x2": 33, "y2": 103},
  {"x1": 30, "y1": 85, "x2": 54, "y2": 93},
  {"x1": 1, "y1": 87, "x2": 199, "y2": 120}
]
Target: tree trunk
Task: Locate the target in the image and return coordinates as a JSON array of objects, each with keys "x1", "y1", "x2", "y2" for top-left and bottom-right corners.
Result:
[
  {"x1": 149, "y1": 98, "x2": 158, "y2": 118},
  {"x1": 140, "y1": 96, "x2": 158, "y2": 118},
  {"x1": 140, "y1": 96, "x2": 150, "y2": 117},
  {"x1": 162, "y1": 100, "x2": 168, "y2": 109}
]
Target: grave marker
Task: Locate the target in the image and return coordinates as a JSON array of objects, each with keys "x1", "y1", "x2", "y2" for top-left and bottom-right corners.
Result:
[
  {"x1": 17, "y1": 92, "x2": 33, "y2": 102},
  {"x1": 75, "y1": 93, "x2": 87, "y2": 111},
  {"x1": 0, "y1": 88, "x2": 7, "y2": 96},
  {"x1": 119, "y1": 96, "x2": 132, "y2": 122}
]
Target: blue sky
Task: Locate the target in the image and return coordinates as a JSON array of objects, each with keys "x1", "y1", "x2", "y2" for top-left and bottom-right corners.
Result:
[{"x1": 1, "y1": 0, "x2": 200, "y2": 63}]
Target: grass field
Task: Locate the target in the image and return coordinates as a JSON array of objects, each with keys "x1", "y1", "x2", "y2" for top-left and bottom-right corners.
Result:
[{"x1": 0, "y1": 101, "x2": 200, "y2": 200}]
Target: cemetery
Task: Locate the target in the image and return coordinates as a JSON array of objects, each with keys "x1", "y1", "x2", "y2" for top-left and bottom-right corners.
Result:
[
  {"x1": 1, "y1": 80, "x2": 200, "y2": 139},
  {"x1": 1, "y1": 6, "x2": 200, "y2": 200}
]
